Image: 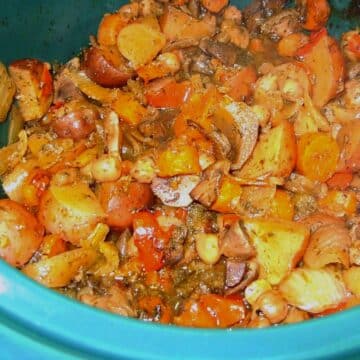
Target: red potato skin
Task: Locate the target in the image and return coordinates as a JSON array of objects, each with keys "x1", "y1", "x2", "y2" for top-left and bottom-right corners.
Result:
[
  {"x1": 98, "y1": 181, "x2": 153, "y2": 230},
  {"x1": 83, "y1": 47, "x2": 134, "y2": 88},
  {"x1": 50, "y1": 100, "x2": 98, "y2": 140},
  {"x1": 0, "y1": 199, "x2": 44, "y2": 266}
]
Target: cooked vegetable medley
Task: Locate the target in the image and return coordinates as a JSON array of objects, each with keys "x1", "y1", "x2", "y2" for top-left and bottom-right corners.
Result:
[{"x1": 0, "y1": 0, "x2": 360, "y2": 328}]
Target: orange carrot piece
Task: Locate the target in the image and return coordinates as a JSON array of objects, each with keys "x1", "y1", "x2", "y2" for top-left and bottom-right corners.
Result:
[
  {"x1": 268, "y1": 190, "x2": 294, "y2": 221},
  {"x1": 296, "y1": 132, "x2": 339, "y2": 182},
  {"x1": 326, "y1": 172, "x2": 353, "y2": 190},
  {"x1": 145, "y1": 79, "x2": 192, "y2": 109},
  {"x1": 201, "y1": 0, "x2": 228, "y2": 13},
  {"x1": 248, "y1": 38, "x2": 265, "y2": 53},
  {"x1": 97, "y1": 13, "x2": 128, "y2": 46}
]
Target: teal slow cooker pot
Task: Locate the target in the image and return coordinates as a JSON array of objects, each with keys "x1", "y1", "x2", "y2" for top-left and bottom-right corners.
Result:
[{"x1": 0, "y1": 1, "x2": 359, "y2": 358}]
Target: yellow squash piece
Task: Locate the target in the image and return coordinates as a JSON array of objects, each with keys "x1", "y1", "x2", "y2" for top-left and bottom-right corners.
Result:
[{"x1": 243, "y1": 218, "x2": 309, "y2": 285}]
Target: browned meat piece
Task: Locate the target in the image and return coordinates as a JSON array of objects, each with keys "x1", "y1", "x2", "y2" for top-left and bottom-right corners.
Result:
[
  {"x1": 220, "y1": 221, "x2": 256, "y2": 260},
  {"x1": 80, "y1": 286, "x2": 136, "y2": 317},
  {"x1": 261, "y1": 9, "x2": 301, "y2": 41},
  {"x1": 191, "y1": 161, "x2": 230, "y2": 207},
  {"x1": 199, "y1": 39, "x2": 251, "y2": 67}
]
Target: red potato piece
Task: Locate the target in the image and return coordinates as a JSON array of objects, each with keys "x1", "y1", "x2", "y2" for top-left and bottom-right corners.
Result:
[
  {"x1": 38, "y1": 183, "x2": 105, "y2": 246},
  {"x1": 50, "y1": 100, "x2": 98, "y2": 140},
  {"x1": 117, "y1": 23, "x2": 166, "y2": 69},
  {"x1": 98, "y1": 180, "x2": 153, "y2": 230},
  {"x1": 337, "y1": 120, "x2": 360, "y2": 172},
  {"x1": 9, "y1": 59, "x2": 53, "y2": 121},
  {"x1": 160, "y1": 6, "x2": 216, "y2": 42},
  {"x1": 83, "y1": 46, "x2": 134, "y2": 88},
  {"x1": 0, "y1": 199, "x2": 44, "y2": 266},
  {"x1": 296, "y1": 28, "x2": 345, "y2": 108}
]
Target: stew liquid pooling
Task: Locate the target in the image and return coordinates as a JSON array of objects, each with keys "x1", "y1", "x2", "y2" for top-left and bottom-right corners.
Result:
[{"x1": 0, "y1": 0, "x2": 359, "y2": 328}]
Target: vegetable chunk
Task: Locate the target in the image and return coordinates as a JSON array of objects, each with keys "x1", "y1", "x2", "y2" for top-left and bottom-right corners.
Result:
[
  {"x1": 243, "y1": 218, "x2": 309, "y2": 285},
  {"x1": 117, "y1": 23, "x2": 166, "y2": 68}
]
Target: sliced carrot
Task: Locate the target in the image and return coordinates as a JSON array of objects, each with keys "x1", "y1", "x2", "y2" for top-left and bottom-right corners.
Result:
[
  {"x1": 268, "y1": 190, "x2": 294, "y2": 221},
  {"x1": 157, "y1": 140, "x2": 201, "y2": 177},
  {"x1": 277, "y1": 33, "x2": 309, "y2": 57},
  {"x1": 296, "y1": 132, "x2": 339, "y2": 182},
  {"x1": 201, "y1": 0, "x2": 228, "y2": 13},
  {"x1": 97, "y1": 13, "x2": 128, "y2": 47},
  {"x1": 302, "y1": 0, "x2": 330, "y2": 31},
  {"x1": 326, "y1": 172, "x2": 353, "y2": 190},
  {"x1": 145, "y1": 79, "x2": 192, "y2": 109},
  {"x1": 211, "y1": 176, "x2": 243, "y2": 213}
]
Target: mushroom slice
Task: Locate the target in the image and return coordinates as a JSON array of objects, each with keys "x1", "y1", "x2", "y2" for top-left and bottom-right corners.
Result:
[
  {"x1": 151, "y1": 175, "x2": 200, "y2": 207},
  {"x1": 213, "y1": 98, "x2": 259, "y2": 171},
  {"x1": 220, "y1": 221, "x2": 256, "y2": 260},
  {"x1": 191, "y1": 160, "x2": 230, "y2": 207}
]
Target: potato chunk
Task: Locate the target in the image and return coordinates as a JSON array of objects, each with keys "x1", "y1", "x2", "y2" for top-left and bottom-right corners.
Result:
[
  {"x1": 9, "y1": 59, "x2": 53, "y2": 121},
  {"x1": 243, "y1": 218, "x2": 309, "y2": 285},
  {"x1": 0, "y1": 62, "x2": 16, "y2": 122},
  {"x1": 23, "y1": 248, "x2": 98, "y2": 287},
  {"x1": 39, "y1": 183, "x2": 105, "y2": 245},
  {"x1": 279, "y1": 268, "x2": 347, "y2": 313},
  {"x1": 236, "y1": 121, "x2": 296, "y2": 180},
  {"x1": 117, "y1": 23, "x2": 166, "y2": 68}
]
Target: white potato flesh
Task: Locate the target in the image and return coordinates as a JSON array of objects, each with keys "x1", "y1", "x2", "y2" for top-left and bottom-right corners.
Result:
[
  {"x1": 38, "y1": 182, "x2": 105, "y2": 245},
  {"x1": 23, "y1": 247, "x2": 98, "y2": 287},
  {"x1": 279, "y1": 268, "x2": 347, "y2": 313}
]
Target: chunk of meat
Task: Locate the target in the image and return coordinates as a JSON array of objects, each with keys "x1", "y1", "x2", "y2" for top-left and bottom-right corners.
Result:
[
  {"x1": 80, "y1": 286, "x2": 136, "y2": 317},
  {"x1": 199, "y1": 39, "x2": 251, "y2": 67},
  {"x1": 191, "y1": 161, "x2": 230, "y2": 207},
  {"x1": 261, "y1": 9, "x2": 301, "y2": 41},
  {"x1": 225, "y1": 260, "x2": 259, "y2": 295}
]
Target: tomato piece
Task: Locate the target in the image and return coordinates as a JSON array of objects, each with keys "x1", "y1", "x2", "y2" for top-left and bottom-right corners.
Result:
[
  {"x1": 133, "y1": 211, "x2": 170, "y2": 271},
  {"x1": 145, "y1": 79, "x2": 192, "y2": 108}
]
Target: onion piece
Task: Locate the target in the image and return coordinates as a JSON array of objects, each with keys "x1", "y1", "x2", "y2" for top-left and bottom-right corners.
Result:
[
  {"x1": 303, "y1": 224, "x2": 351, "y2": 269},
  {"x1": 279, "y1": 268, "x2": 347, "y2": 313}
]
